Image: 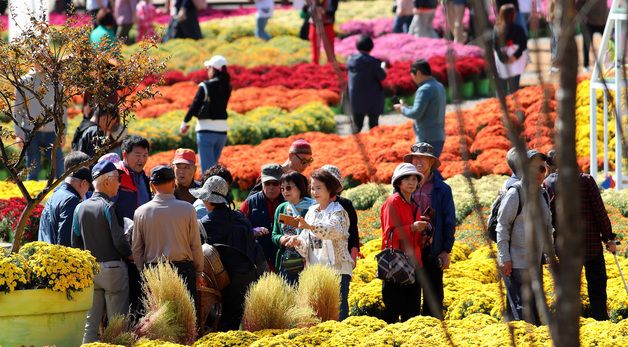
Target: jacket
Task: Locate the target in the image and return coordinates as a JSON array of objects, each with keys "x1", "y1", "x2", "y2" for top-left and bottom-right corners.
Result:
[
  {"x1": 38, "y1": 182, "x2": 82, "y2": 246},
  {"x1": 72, "y1": 119, "x2": 102, "y2": 157},
  {"x1": 183, "y1": 78, "x2": 231, "y2": 123},
  {"x1": 201, "y1": 206, "x2": 261, "y2": 269},
  {"x1": 72, "y1": 192, "x2": 132, "y2": 262},
  {"x1": 336, "y1": 196, "x2": 360, "y2": 252},
  {"x1": 13, "y1": 69, "x2": 68, "y2": 138},
  {"x1": 347, "y1": 52, "x2": 386, "y2": 116},
  {"x1": 413, "y1": 170, "x2": 456, "y2": 260},
  {"x1": 494, "y1": 24, "x2": 528, "y2": 63},
  {"x1": 381, "y1": 192, "x2": 424, "y2": 266},
  {"x1": 115, "y1": 162, "x2": 152, "y2": 220},
  {"x1": 401, "y1": 77, "x2": 446, "y2": 143},
  {"x1": 241, "y1": 191, "x2": 285, "y2": 264},
  {"x1": 496, "y1": 182, "x2": 553, "y2": 269}
]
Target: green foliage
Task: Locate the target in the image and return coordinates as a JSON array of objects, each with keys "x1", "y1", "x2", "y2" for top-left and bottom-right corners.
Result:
[
  {"x1": 344, "y1": 183, "x2": 390, "y2": 210},
  {"x1": 601, "y1": 189, "x2": 628, "y2": 217},
  {"x1": 446, "y1": 175, "x2": 508, "y2": 224}
]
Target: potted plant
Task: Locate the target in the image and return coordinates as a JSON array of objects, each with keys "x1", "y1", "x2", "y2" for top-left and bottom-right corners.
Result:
[{"x1": 0, "y1": 242, "x2": 99, "y2": 346}]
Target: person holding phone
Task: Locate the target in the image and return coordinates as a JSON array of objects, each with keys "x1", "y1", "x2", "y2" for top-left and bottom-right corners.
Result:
[
  {"x1": 283, "y1": 169, "x2": 352, "y2": 320},
  {"x1": 380, "y1": 163, "x2": 429, "y2": 323},
  {"x1": 272, "y1": 172, "x2": 315, "y2": 283},
  {"x1": 403, "y1": 142, "x2": 455, "y2": 319}
]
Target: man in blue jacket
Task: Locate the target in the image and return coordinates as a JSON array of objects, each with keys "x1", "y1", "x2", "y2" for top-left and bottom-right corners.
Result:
[
  {"x1": 394, "y1": 60, "x2": 446, "y2": 157},
  {"x1": 405, "y1": 142, "x2": 456, "y2": 319},
  {"x1": 38, "y1": 151, "x2": 92, "y2": 246}
]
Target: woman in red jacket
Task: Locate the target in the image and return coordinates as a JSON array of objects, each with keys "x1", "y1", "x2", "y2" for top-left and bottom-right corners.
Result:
[{"x1": 380, "y1": 163, "x2": 430, "y2": 323}]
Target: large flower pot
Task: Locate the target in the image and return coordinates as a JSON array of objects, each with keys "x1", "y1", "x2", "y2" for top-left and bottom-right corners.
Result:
[
  {"x1": 462, "y1": 81, "x2": 475, "y2": 99},
  {"x1": 0, "y1": 286, "x2": 93, "y2": 347},
  {"x1": 475, "y1": 78, "x2": 492, "y2": 97}
]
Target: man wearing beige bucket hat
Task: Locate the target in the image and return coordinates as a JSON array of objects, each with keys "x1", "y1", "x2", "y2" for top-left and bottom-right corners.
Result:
[{"x1": 403, "y1": 142, "x2": 455, "y2": 319}]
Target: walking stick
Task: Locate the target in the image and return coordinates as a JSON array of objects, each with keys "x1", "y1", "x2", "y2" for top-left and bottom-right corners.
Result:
[{"x1": 612, "y1": 241, "x2": 628, "y2": 295}]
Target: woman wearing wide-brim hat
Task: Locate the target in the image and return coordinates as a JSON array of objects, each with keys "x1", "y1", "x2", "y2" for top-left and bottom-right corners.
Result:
[{"x1": 379, "y1": 163, "x2": 431, "y2": 323}]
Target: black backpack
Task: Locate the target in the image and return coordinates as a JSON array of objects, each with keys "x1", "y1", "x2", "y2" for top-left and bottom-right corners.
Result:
[{"x1": 487, "y1": 185, "x2": 523, "y2": 242}]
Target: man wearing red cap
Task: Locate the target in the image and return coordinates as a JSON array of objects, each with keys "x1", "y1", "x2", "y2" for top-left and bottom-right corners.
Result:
[
  {"x1": 172, "y1": 148, "x2": 201, "y2": 204},
  {"x1": 248, "y1": 139, "x2": 314, "y2": 196}
]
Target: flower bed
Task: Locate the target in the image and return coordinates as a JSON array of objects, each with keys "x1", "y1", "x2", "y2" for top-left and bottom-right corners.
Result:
[
  {"x1": 335, "y1": 34, "x2": 484, "y2": 63},
  {"x1": 0, "y1": 198, "x2": 43, "y2": 245}
]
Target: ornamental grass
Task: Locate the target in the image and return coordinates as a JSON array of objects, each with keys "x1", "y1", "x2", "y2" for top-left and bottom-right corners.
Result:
[
  {"x1": 242, "y1": 272, "x2": 319, "y2": 332},
  {"x1": 296, "y1": 265, "x2": 341, "y2": 322},
  {"x1": 101, "y1": 314, "x2": 137, "y2": 347},
  {"x1": 138, "y1": 261, "x2": 197, "y2": 345}
]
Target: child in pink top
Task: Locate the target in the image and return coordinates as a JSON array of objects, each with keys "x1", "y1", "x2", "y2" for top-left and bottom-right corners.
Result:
[{"x1": 136, "y1": 0, "x2": 157, "y2": 41}]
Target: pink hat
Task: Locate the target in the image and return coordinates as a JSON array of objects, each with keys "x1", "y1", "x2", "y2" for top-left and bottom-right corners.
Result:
[{"x1": 289, "y1": 139, "x2": 312, "y2": 155}]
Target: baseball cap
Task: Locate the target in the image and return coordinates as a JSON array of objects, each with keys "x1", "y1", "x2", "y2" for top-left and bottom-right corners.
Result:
[
  {"x1": 204, "y1": 55, "x2": 227, "y2": 70},
  {"x1": 527, "y1": 149, "x2": 548, "y2": 161},
  {"x1": 72, "y1": 167, "x2": 93, "y2": 183},
  {"x1": 260, "y1": 163, "x2": 283, "y2": 183},
  {"x1": 150, "y1": 165, "x2": 176, "y2": 184},
  {"x1": 289, "y1": 139, "x2": 312, "y2": 155},
  {"x1": 172, "y1": 148, "x2": 196, "y2": 165},
  {"x1": 92, "y1": 161, "x2": 122, "y2": 181}
]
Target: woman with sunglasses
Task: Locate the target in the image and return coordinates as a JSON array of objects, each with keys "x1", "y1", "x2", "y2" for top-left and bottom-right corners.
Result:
[
  {"x1": 283, "y1": 169, "x2": 353, "y2": 320},
  {"x1": 271, "y1": 172, "x2": 315, "y2": 284}
]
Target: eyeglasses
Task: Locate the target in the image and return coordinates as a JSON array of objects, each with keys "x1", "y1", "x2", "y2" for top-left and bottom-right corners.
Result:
[
  {"x1": 263, "y1": 181, "x2": 280, "y2": 187},
  {"x1": 410, "y1": 143, "x2": 434, "y2": 155},
  {"x1": 294, "y1": 153, "x2": 314, "y2": 165},
  {"x1": 281, "y1": 185, "x2": 293, "y2": 192}
]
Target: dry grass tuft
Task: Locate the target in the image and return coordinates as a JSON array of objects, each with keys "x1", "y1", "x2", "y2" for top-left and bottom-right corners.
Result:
[
  {"x1": 101, "y1": 314, "x2": 136, "y2": 346},
  {"x1": 297, "y1": 264, "x2": 341, "y2": 321},
  {"x1": 139, "y1": 261, "x2": 197, "y2": 344},
  {"x1": 243, "y1": 272, "x2": 319, "y2": 331}
]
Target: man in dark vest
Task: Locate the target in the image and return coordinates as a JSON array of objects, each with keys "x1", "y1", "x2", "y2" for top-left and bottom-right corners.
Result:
[{"x1": 240, "y1": 163, "x2": 285, "y2": 271}]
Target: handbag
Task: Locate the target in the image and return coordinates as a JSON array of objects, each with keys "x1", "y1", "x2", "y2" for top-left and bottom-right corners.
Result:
[
  {"x1": 375, "y1": 202, "x2": 418, "y2": 285},
  {"x1": 281, "y1": 249, "x2": 305, "y2": 276}
]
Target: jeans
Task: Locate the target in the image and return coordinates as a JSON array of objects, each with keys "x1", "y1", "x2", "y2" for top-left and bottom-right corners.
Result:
[
  {"x1": 340, "y1": 274, "x2": 351, "y2": 320},
  {"x1": 504, "y1": 268, "x2": 541, "y2": 325},
  {"x1": 498, "y1": 75, "x2": 521, "y2": 96},
  {"x1": 419, "y1": 250, "x2": 444, "y2": 319},
  {"x1": 393, "y1": 15, "x2": 413, "y2": 33},
  {"x1": 196, "y1": 131, "x2": 227, "y2": 173},
  {"x1": 352, "y1": 113, "x2": 379, "y2": 133},
  {"x1": 584, "y1": 253, "x2": 609, "y2": 320},
  {"x1": 26, "y1": 131, "x2": 64, "y2": 180},
  {"x1": 256, "y1": 16, "x2": 271, "y2": 41},
  {"x1": 83, "y1": 261, "x2": 129, "y2": 343}
]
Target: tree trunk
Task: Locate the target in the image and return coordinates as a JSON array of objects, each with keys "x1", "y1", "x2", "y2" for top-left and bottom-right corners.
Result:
[
  {"x1": 11, "y1": 199, "x2": 40, "y2": 253},
  {"x1": 554, "y1": 0, "x2": 583, "y2": 345}
]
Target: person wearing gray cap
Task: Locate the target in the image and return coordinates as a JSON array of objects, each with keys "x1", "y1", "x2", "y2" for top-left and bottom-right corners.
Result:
[
  {"x1": 241, "y1": 163, "x2": 286, "y2": 269},
  {"x1": 496, "y1": 149, "x2": 553, "y2": 325},
  {"x1": 192, "y1": 176, "x2": 267, "y2": 331},
  {"x1": 132, "y1": 165, "x2": 203, "y2": 305},
  {"x1": 39, "y1": 151, "x2": 92, "y2": 247}
]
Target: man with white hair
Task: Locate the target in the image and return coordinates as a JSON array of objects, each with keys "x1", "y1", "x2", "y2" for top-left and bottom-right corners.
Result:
[{"x1": 72, "y1": 160, "x2": 132, "y2": 344}]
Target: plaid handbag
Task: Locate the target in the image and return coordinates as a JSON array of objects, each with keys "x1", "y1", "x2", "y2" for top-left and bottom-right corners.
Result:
[{"x1": 375, "y1": 230, "x2": 416, "y2": 285}]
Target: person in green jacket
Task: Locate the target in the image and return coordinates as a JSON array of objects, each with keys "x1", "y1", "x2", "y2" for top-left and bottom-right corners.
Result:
[
  {"x1": 90, "y1": 9, "x2": 117, "y2": 50},
  {"x1": 272, "y1": 172, "x2": 314, "y2": 284}
]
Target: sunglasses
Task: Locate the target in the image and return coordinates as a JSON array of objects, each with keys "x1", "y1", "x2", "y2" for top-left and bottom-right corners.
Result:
[
  {"x1": 411, "y1": 143, "x2": 434, "y2": 155},
  {"x1": 281, "y1": 185, "x2": 294, "y2": 192},
  {"x1": 263, "y1": 181, "x2": 280, "y2": 187},
  {"x1": 294, "y1": 153, "x2": 314, "y2": 165}
]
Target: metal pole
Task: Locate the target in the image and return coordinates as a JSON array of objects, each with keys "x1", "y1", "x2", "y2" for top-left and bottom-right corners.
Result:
[
  {"x1": 604, "y1": 90, "x2": 609, "y2": 174},
  {"x1": 590, "y1": 87, "x2": 598, "y2": 177}
]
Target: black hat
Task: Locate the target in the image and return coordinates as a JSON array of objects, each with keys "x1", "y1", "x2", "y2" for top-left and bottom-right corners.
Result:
[
  {"x1": 527, "y1": 150, "x2": 548, "y2": 161},
  {"x1": 150, "y1": 165, "x2": 175, "y2": 184},
  {"x1": 92, "y1": 161, "x2": 122, "y2": 181},
  {"x1": 72, "y1": 167, "x2": 93, "y2": 183}
]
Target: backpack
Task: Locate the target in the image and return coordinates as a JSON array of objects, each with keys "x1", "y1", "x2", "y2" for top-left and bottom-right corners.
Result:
[{"x1": 487, "y1": 185, "x2": 523, "y2": 242}]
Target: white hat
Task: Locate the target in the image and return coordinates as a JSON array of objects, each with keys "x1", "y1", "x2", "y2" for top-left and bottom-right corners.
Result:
[
  {"x1": 391, "y1": 163, "x2": 424, "y2": 187},
  {"x1": 321, "y1": 164, "x2": 343, "y2": 192},
  {"x1": 204, "y1": 55, "x2": 228, "y2": 70}
]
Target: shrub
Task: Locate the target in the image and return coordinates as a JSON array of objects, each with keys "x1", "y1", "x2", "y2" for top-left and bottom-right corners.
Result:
[
  {"x1": 137, "y1": 261, "x2": 196, "y2": 344},
  {"x1": 242, "y1": 272, "x2": 319, "y2": 331},
  {"x1": 101, "y1": 314, "x2": 137, "y2": 347},
  {"x1": 297, "y1": 265, "x2": 341, "y2": 321},
  {"x1": 343, "y1": 183, "x2": 390, "y2": 210}
]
